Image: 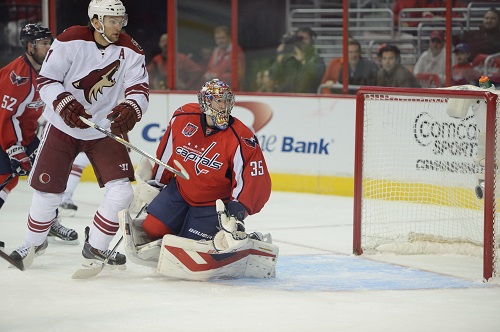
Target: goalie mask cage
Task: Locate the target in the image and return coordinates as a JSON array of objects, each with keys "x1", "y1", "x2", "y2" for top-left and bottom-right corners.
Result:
[{"x1": 353, "y1": 86, "x2": 500, "y2": 281}]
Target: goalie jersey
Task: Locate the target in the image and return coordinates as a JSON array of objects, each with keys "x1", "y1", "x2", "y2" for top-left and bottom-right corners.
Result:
[
  {"x1": 0, "y1": 55, "x2": 44, "y2": 151},
  {"x1": 153, "y1": 103, "x2": 272, "y2": 215},
  {"x1": 37, "y1": 26, "x2": 149, "y2": 140}
]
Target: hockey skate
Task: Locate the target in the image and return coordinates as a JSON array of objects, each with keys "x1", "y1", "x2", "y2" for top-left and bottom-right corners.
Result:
[
  {"x1": 48, "y1": 216, "x2": 79, "y2": 244},
  {"x1": 81, "y1": 227, "x2": 126, "y2": 268},
  {"x1": 8, "y1": 239, "x2": 48, "y2": 270},
  {"x1": 59, "y1": 199, "x2": 78, "y2": 217}
]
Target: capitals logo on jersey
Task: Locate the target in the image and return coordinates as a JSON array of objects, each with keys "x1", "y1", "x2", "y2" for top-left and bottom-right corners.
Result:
[
  {"x1": 242, "y1": 136, "x2": 258, "y2": 148},
  {"x1": 182, "y1": 123, "x2": 198, "y2": 137},
  {"x1": 72, "y1": 60, "x2": 120, "y2": 103},
  {"x1": 10, "y1": 70, "x2": 29, "y2": 86}
]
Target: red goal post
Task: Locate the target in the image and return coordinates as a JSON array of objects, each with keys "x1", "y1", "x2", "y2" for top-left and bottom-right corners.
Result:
[{"x1": 353, "y1": 86, "x2": 499, "y2": 281}]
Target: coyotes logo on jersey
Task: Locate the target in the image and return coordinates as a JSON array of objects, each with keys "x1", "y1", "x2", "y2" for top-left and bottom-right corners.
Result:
[{"x1": 72, "y1": 60, "x2": 120, "y2": 103}]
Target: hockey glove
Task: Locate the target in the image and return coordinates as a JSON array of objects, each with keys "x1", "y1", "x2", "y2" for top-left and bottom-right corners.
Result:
[
  {"x1": 213, "y1": 199, "x2": 248, "y2": 253},
  {"x1": 53, "y1": 92, "x2": 90, "y2": 129},
  {"x1": 6, "y1": 145, "x2": 31, "y2": 176},
  {"x1": 107, "y1": 100, "x2": 142, "y2": 135}
]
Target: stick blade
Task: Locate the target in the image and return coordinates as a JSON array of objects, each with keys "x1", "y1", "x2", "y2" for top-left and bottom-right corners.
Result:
[
  {"x1": 71, "y1": 264, "x2": 105, "y2": 279},
  {"x1": 173, "y1": 160, "x2": 190, "y2": 180}
]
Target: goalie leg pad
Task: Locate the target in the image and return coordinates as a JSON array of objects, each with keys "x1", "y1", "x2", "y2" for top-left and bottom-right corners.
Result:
[{"x1": 157, "y1": 235, "x2": 279, "y2": 280}]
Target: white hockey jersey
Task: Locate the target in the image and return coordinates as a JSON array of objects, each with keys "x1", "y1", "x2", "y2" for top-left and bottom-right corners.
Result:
[{"x1": 37, "y1": 26, "x2": 149, "y2": 140}]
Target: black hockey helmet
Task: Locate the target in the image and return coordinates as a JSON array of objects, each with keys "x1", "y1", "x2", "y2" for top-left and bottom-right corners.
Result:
[{"x1": 20, "y1": 23, "x2": 53, "y2": 49}]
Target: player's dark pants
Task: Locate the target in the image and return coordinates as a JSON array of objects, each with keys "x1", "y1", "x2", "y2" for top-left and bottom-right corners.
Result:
[{"x1": 146, "y1": 178, "x2": 219, "y2": 240}]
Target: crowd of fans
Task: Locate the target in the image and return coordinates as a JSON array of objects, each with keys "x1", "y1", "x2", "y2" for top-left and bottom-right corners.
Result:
[{"x1": 2, "y1": 1, "x2": 499, "y2": 94}]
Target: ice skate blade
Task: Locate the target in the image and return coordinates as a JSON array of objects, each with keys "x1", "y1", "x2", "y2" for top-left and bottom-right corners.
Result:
[
  {"x1": 81, "y1": 258, "x2": 126, "y2": 270},
  {"x1": 47, "y1": 236, "x2": 80, "y2": 245}
]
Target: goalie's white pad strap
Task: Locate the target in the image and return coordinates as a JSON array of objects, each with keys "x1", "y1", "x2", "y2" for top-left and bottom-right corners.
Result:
[{"x1": 157, "y1": 234, "x2": 279, "y2": 280}]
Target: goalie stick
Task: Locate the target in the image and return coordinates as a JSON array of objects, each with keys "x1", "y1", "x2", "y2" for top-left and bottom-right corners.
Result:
[{"x1": 78, "y1": 116, "x2": 190, "y2": 180}]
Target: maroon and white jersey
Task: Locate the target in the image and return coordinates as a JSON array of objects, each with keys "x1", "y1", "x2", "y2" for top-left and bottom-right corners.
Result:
[
  {"x1": 153, "y1": 103, "x2": 272, "y2": 215},
  {"x1": 37, "y1": 26, "x2": 149, "y2": 140},
  {"x1": 0, "y1": 55, "x2": 44, "y2": 151}
]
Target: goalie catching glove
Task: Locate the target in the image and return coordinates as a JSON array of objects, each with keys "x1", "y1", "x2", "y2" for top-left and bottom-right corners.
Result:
[
  {"x1": 213, "y1": 199, "x2": 249, "y2": 253},
  {"x1": 107, "y1": 100, "x2": 142, "y2": 135},
  {"x1": 53, "y1": 92, "x2": 91, "y2": 129},
  {"x1": 6, "y1": 145, "x2": 32, "y2": 176}
]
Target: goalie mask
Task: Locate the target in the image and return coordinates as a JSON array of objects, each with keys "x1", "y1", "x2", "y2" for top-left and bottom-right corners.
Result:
[
  {"x1": 198, "y1": 79, "x2": 235, "y2": 130},
  {"x1": 88, "y1": 0, "x2": 128, "y2": 44}
]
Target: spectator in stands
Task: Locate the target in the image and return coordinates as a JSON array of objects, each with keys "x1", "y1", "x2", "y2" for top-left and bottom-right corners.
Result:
[
  {"x1": 458, "y1": 8, "x2": 500, "y2": 62},
  {"x1": 203, "y1": 26, "x2": 246, "y2": 88},
  {"x1": 255, "y1": 69, "x2": 275, "y2": 92},
  {"x1": 147, "y1": 33, "x2": 202, "y2": 90},
  {"x1": 267, "y1": 27, "x2": 326, "y2": 93},
  {"x1": 320, "y1": 38, "x2": 378, "y2": 93},
  {"x1": 413, "y1": 30, "x2": 453, "y2": 85},
  {"x1": 451, "y1": 43, "x2": 476, "y2": 85},
  {"x1": 423, "y1": 0, "x2": 467, "y2": 21},
  {"x1": 377, "y1": 45, "x2": 421, "y2": 88},
  {"x1": 393, "y1": 0, "x2": 430, "y2": 29}
]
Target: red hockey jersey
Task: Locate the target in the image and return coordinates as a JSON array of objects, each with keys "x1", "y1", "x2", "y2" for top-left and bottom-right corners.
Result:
[
  {"x1": 153, "y1": 103, "x2": 271, "y2": 215},
  {"x1": 0, "y1": 55, "x2": 44, "y2": 151}
]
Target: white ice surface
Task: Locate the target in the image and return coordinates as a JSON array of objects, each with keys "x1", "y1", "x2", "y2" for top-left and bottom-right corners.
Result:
[{"x1": 1, "y1": 181, "x2": 499, "y2": 332}]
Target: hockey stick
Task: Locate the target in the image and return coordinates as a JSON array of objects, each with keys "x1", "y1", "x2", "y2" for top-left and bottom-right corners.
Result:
[
  {"x1": 71, "y1": 236, "x2": 123, "y2": 279},
  {"x1": 78, "y1": 116, "x2": 190, "y2": 180},
  {"x1": 0, "y1": 173, "x2": 16, "y2": 191}
]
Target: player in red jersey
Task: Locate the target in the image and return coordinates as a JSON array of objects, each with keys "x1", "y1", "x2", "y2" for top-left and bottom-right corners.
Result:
[
  {"x1": 0, "y1": 23, "x2": 52, "y2": 210},
  {"x1": 137, "y1": 79, "x2": 271, "y2": 244}
]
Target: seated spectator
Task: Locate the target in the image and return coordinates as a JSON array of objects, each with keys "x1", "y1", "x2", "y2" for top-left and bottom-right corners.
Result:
[
  {"x1": 320, "y1": 39, "x2": 379, "y2": 93},
  {"x1": 267, "y1": 27, "x2": 326, "y2": 93},
  {"x1": 458, "y1": 8, "x2": 500, "y2": 62},
  {"x1": 203, "y1": 26, "x2": 245, "y2": 88},
  {"x1": 393, "y1": 0, "x2": 431, "y2": 29},
  {"x1": 377, "y1": 45, "x2": 421, "y2": 87},
  {"x1": 451, "y1": 43, "x2": 477, "y2": 85},
  {"x1": 147, "y1": 33, "x2": 202, "y2": 90},
  {"x1": 413, "y1": 30, "x2": 454, "y2": 85}
]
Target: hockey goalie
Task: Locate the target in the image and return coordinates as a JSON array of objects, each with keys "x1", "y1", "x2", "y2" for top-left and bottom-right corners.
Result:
[
  {"x1": 121, "y1": 157, "x2": 277, "y2": 280},
  {"x1": 445, "y1": 76, "x2": 498, "y2": 199}
]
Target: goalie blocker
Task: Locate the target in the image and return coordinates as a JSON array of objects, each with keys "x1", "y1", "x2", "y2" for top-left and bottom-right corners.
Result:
[{"x1": 118, "y1": 209, "x2": 278, "y2": 280}]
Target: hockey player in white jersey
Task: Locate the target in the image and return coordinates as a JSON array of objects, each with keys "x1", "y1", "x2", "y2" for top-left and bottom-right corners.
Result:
[{"x1": 9, "y1": 0, "x2": 149, "y2": 269}]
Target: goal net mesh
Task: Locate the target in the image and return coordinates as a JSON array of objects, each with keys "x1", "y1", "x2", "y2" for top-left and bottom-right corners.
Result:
[{"x1": 355, "y1": 87, "x2": 500, "y2": 278}]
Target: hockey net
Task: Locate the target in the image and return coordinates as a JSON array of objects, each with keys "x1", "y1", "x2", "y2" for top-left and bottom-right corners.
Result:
[{"x1": 353, "y1": 86, "x2": 500, "y2": 280}]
